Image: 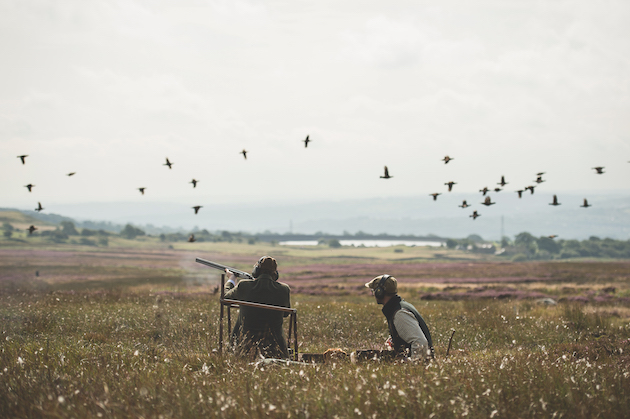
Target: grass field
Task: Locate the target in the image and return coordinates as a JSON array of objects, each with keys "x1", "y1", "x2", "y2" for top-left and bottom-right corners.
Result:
[{"x1": 1, "y1": 240, "x2": 630, "y2": 417}]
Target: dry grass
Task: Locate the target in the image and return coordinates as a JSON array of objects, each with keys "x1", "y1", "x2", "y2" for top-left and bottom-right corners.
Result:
[{"x1": 1, "y1": 242, "x2": 630, "y2": 417}]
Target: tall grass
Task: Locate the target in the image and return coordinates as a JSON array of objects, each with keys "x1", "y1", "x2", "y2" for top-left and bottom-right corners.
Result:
[{"x1": 1, "y1": 291, "x2": 629, "y2": 418}]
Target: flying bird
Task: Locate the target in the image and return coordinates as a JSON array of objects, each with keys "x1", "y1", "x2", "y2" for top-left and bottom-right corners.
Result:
[
  {"x1": 445, "y1": 181, "x2": 457, "y2": 192},
  {"x1": 549, "y1": 195, "x2": 561, "y2": 206},
  {"x1": 470, "y1": 210, "x2": 480, "y2": 220},
  {"x1": 537, "y1": 172, "x2": 546, "y2": 176},
  {"x1": 138, "y1": 188, "x2": 146, "y2": 195},
  {"x1": 25, "y1": 184, "x2": 34, "y2": 192},
  {"x1": 479, "y1": 187, "x2": 489, "y2": 196},
  {"x1": 241, "y1": 149, "x2": 248, "y2": 160},
  {"x1": 548, "y1": 235, "x2": 558, "y2": 239},
  {"x1": 303, "y1": 135, "x2": 310, "y2": 148},
  {"x1": 498, "y1": 176, "x2": 508, "y2": 187},
  {"x1": 380, "y1": 166, "x2": 392, "y2": 179},
  {"x1": 458, "y1": 200, "x2": 470, "y2": 208},
  {"x1": 494, "y1": 187, "x2": 502, "y2": 193},
  {"x1": 164, "y1": 158, "x2": 173, "y2": 169},
  {"x1": 188, "y1": 234, "x2": 196, "y2": 242},
  {"x1": 35, "y1": 202, "x2": 44, "y2": 212},
  {"x1": 429, "y1": 193, "x2": 441, "y2": 201},
  {"x1": 516, "y1": 190, "x2": 523, "y2": 198},
  {"x1": 190, "y1": 179, "x2": 199, "y2": 188},
  {"x1": 481, "y1": 196, "x2": 495, "y2": 206},
  {"x1": 534, "y1": 176, "x2": 545, "y2": 184},
  {"x1": 592, "y1": 166, "x2": 604, "y2": 174},
  {"x1": 67, "y1": 172, "x2": 76, "y2": 176},
  {"x1": 17, "y1": 155, "x2": 28, "y2": 164},
  {"x1": 192, "y1": 206, "x2": 203, "y2": 214},
  {"x1": 442, "y1": 156, "x2": 453, "y2": 164},
  {"x1": 525, "y1": 185, "x2": 536, "y2": 195},
  {"x1": 27, "y1": 225, "x2": 37, "y2": 235},
  {"x1": 580, "y1": 198, "x2": 592, "y2": 208}
]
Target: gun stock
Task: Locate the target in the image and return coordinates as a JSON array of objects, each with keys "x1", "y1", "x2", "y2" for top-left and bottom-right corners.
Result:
[{"x1": 195, "y1": 257, "x2": 254, "y2": 280}]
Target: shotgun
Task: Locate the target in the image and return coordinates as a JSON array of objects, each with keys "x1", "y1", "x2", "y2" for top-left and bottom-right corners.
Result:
[{"x1": 195, "y1": 257, "x2": 254, "y2": 280}]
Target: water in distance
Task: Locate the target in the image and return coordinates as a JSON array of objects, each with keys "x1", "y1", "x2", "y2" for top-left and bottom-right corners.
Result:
[{"x1": 279, "y1": 240, "x2": 445, "y2": 248}]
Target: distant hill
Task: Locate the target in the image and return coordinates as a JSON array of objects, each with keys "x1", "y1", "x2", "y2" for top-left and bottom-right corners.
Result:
[{"x1": 0, "y1": 210, "x2": 57, "y2": 230}]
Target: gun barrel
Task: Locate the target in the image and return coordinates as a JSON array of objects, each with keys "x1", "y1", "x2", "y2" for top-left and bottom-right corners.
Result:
[{"x1": 195, "y1": 257, "x2": 253, "y2": 279}]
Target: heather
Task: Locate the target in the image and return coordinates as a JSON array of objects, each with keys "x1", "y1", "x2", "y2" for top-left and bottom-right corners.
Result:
[{"x1": 1, "y1": 242, "x2": 630, "y2": 417}]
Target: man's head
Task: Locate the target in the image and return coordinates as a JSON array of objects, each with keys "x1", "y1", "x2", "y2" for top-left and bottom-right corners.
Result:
[
  {"x1": 252, "y1": 256, "x2": 279, "y2": 280},
  {"x1": 365, "y1": 274, "x2": 398, "y2": 304}
]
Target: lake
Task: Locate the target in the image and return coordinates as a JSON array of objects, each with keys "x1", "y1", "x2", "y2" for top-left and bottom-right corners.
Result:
[{"x1": 279, "y1": 240, "x2": 445, "y2": 247}]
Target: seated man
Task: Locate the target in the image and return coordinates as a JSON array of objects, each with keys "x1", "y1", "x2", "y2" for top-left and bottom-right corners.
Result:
[
  {"x1": 225, "y1": 256, "x2": 291, "y2": 359},
  {"x1": 365, "y1": 274, "x2": 434, "y2": 361}
]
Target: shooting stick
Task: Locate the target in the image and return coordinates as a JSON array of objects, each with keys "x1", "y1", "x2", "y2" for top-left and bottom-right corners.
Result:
[
  {"x1": 446, "y1": 330, "x2": 456, "y2": 358},
  {"x1": 218, "y1": 273, "x2": 299, "y2": 360}
]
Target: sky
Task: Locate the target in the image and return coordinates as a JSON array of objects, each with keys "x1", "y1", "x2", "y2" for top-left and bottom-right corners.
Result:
[{"x1": 2, "y1": 1, "x2": 630, "y2": 222}]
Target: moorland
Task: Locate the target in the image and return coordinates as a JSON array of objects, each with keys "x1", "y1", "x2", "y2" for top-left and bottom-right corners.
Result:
[{"x1": 1, "y1": 232, "x2": 629, "y2": 418}]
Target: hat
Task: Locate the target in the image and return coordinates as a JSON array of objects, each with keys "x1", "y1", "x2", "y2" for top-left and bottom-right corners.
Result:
[
  {"x1": 256, "y1": 256, "x2": 277, "y2": 273},
  {"x1": 365, "y1": 275, "x2": 398, "y2": 295}
]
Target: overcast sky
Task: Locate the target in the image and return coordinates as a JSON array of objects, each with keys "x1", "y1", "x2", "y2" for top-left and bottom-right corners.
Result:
[{"x1": 2, "y1": 0, "x2": 629, "y2": 215}]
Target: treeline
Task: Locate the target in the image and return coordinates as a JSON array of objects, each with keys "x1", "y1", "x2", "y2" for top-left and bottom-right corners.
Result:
[{"x1": 446, "y1": 232, "x2": 630, "y2": 260}]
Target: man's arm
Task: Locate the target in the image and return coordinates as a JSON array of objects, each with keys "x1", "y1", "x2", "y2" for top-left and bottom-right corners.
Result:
[
  {"x1": 393, "y1": 309, "x2": 429, "y2": 360},
  {"x1": 224, "y1": 269, "x2": 239, "y2": 298}
]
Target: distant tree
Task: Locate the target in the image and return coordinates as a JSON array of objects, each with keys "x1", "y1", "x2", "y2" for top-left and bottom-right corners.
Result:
[
  {"x1": 81, "y1": 228, "x2": 96, "y2": 236},
  {"x1": 120, "y1": 224, "x2": 145, "y2": 239},
  {"x1": 446, "y1": 239, "x2": 458, "y2": 249},
  {"x1": 329, "y1": 239, "x2": 342, "y2": 248},
  {"x1": 537, "y1": 236, "x2": 561, "y2": 254},
  {"x1": 501, "y1": 236, "x2": 511, "y2": 248},
  {"x1": 514, "y1": 232, "x2": 536, "y2": 246},
  {"x1": 2, "y1": 222, "x2": 13, "y2": 239},
  {"x1": 467, "y1": 234, "x2": 484, "y2": 243},
  {"x1": 61, "y1": 221, "x2": 79, "y2": 236}
]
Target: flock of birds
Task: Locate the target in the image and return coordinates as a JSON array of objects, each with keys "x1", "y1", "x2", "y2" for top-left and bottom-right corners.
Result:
[
  {"x1": 14, "y1": 142, "x2": 624, "y2": 241},
  {"x1": 15, "y1": 135, "x2": 316, "y2": 240},
  {"x1": 379, "y1": 157, "x2": 614, "y2": 236}
]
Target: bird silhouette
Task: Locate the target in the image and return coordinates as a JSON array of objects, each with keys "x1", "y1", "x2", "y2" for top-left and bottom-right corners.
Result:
[
  {"x1": 548, "y1": 235, "x2": 558, "y2": 239},
  {"x1": 442, "y1": 156, "x2": 453, "y2": 164},
  {"x1": 17, "y1": 155, "x2": 28, "y2": 164},
  {"x1": 525, "y1": 185, "x2": 536, "y2": 195},
  {"x1": 580, "y1": 198, "x2": 592, "y2": 208},
  {"x1": 164, "y1": 158, "x2": 173, "y2": 169},
  {"x1": 303, "y1": 135, "x2": 310, "y2": 148},
  {"x1": 25, "y1": 184, "x2": 34, "y2": 192},
  {"x1": 429, "y1": 193, "x2": 441, "y2": 201},
  {"x1": 549, "y1": 195, "x2": 561, "y2": 206},
  {"x1": 479, "y1": 187, "x2": 489, "y2": 196},
  {"x1": 380, "y1": 166, "x2": 392, "y2": 179},
  {"x1": 458, "y1": 200, "x2": 470, "y2": 208},
  {"x1": 534, "y1": 176, "x2": 545, "y2": 184},
  {"x1": 27, "y1": 225, "x2": 37, "y2": 235},
  {"x1": 35, "y1": 202, "x2": 44, "y2": 212},
  {"x1": 494, "y1": 187, "x2": 502, "y2": 193},
  {"x1": 188, "y1": 234, "x2": 196, "y2": 242},
  {"x1": 138, "y1": 188, "x2": 146, "y2": 195},
  {"x1": 192, "y1": 206, "x2": 202, "y2": 214},
  {"x1": 241, "y1": 149, "x2": 248, "y2": 160},
  {"x1": 190, "y1": 179, "x2": 199, "y2": 188},
  {"x1": 470, "y1": 210, "x2": 480, "y2": 220},
  {"x1": 481, "y1": 196, "x2": 495, "y2": 206},
  {"x1": 498, "y1": 176, "x2": 508, "y2": 187},
  {"x1": 592, "y1": 167, "x2": 604, "y2": 174},
  {"x1": 537, "y1": 172, "x2": 546, "y2": 176},
  {"x1": 67, "y1": 172, "x2": 76, "y2": 176},
  {"x1": 516, "y1": 190, "x2": 523, "y2": 198},
  {"x1": 445, "y1": 181, "x2": 457, "y2": 192}
]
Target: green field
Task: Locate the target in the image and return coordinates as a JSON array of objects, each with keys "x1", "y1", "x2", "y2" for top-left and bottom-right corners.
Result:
[{"x1": 1, "y1": 240, "x2": 629, "y2": 417}]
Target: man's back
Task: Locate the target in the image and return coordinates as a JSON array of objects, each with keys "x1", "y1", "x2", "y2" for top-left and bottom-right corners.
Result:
[{"x1": 225, "y1": 273, "x2": 291, "y2": 358}]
